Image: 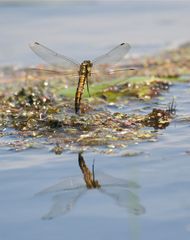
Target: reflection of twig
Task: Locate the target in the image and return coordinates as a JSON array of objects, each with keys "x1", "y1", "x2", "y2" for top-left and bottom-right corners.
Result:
[{"x1": 78, "y1": 152, "x2": 101, "y2": 189}]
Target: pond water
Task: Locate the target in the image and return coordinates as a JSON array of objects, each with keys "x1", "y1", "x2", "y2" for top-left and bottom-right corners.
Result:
[
  {"x1": 0, "y1": 82, "x2": 190, "y2": 240},
  {"x1": 1, "y1": 1, "x2": 190, "y2": 240},
  {"x1": 1, "y1": 1, "x2": 190, "y2": 65}
]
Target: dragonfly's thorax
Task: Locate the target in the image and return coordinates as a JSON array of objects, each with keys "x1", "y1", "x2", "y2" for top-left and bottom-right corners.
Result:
[{"x1": 79, "y1": 60, "x2": 93, "y2": 76}]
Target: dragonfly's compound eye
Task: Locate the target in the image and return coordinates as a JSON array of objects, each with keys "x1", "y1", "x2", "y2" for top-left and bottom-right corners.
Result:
[
  {"x1": 87, "y1": 66, "x2": 92, "y2": 73},
  {"x1": 87, "y1": 62, "x2": 93, "y2": 74}
]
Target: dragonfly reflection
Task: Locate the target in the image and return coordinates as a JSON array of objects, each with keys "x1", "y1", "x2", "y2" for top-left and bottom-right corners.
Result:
[
  {"x1": 37, "y1": 153, "x2": 145, "y2": 220},
  {"x1": 30, "y1": 42, "x2": 132, "y2": 114}
]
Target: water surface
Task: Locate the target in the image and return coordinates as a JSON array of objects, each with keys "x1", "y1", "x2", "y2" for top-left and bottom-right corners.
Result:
[
  {"x1": 0, "y1": 1, "x2": 190, "y2": 65},
  {"x1": 1, "y1": 2, "x2": 190, "y2": 240}
]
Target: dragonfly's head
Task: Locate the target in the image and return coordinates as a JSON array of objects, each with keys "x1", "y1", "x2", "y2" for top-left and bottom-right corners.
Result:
[{"x1": 81, "y1": 60, "x2": 93, "y2": 75}]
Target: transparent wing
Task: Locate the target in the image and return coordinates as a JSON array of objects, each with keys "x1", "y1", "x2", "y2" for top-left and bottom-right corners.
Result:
[
  {"x1": 93, "y1": 43, "x2": 131, "y2": 66},
  {"x1": 30, "y1": 42, "x2": 80, "y2": 74},
  {"x1": 91, "y1": 43, "x2": 131, "y2": 82},
  {"x1": 100, "y1": 186, "x2": 145, "y2": 215},
  {"x1": 42, "y1": 188, "x2": 87, "y2": 220},
  {"x1": 27, "y1": 67, "x2": 79, "y2": 78},
  {"x1": 36, "y1": 175, "x2": 87, "y2": 219},
  {"x1": 36, "y1": 175, "x2": 85, "y2": 195},
  {"x1": 95, "y1": 171, "x2": 140, "y2": 189}
]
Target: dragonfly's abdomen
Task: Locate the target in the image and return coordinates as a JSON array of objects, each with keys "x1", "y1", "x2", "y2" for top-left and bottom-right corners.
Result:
[
  {"x1": 75, "y1": 60, "x2": 92, "y2": 114},
  {"x1": 75, "y1": 74, "x2": 86, "y2": 114}
]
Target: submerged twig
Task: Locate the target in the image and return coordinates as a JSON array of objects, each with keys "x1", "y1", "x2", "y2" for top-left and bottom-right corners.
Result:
[{"x1": 166, "y1": 97, "x2": 177, "y2": 115}]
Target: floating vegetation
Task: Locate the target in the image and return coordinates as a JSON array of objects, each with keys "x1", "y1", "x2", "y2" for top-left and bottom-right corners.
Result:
[
  {"x1": 94, "y1": 79, "x2": 170, "y2": 101},
  {"x1": 126, "y1": 42, "x2": 190, "y2": 80},
  {"x1": 120, "y1": 151, "x2": 144, "y2": 157},
  {"x1": 52, "y1": 143, "x2": 64, "y2": 155},
  {"x1": 143, "y1": 108, "x2": 172, "y2": 129},
  {"x1": 0, "y1": 81, "x2": 174, "y2": 153},
  {"x1": 2, "y1": 42, "x2": 189, "y2": 153}
]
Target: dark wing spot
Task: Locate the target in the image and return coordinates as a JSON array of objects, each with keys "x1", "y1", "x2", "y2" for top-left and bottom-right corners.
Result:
[
  {"x1": 120, "y1": 43, "x2": 125, "y2": 46},
  {"x1": 34, "y1": 42, "x2": 40, "y2": 45}
]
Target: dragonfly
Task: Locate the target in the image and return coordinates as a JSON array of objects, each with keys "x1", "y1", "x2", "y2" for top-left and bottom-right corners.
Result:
[
  {"x1": 36, "y1": 153, "x2": 145, "y2": 220},
  {"x1": 30, "y1": 42, "x2": 132, "y2": 114}
]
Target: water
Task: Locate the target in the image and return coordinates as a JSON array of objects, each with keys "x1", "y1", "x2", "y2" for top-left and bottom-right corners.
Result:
[
  {"x1": 0, "y1": 83, "x2": 190, "y2": 240},
  {"x1": 0, "y1": 1, "x2": 190, "y2": 65},
  {"x1": 1, "y1": 1, "x2": 190, "y2": 240}
]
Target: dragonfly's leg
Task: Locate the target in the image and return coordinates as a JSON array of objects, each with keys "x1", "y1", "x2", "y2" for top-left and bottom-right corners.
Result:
[{"x1": 86, "y1": 77, "x2": 91, "y2": 97}]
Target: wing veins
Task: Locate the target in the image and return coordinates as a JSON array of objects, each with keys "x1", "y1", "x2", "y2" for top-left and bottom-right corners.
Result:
[
  {"x1": 30, "y1": 42, "x2": 80, "y2": 71},
  {"x1": 92, "y1": 42, "x2": 131, "y2": 66}
]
